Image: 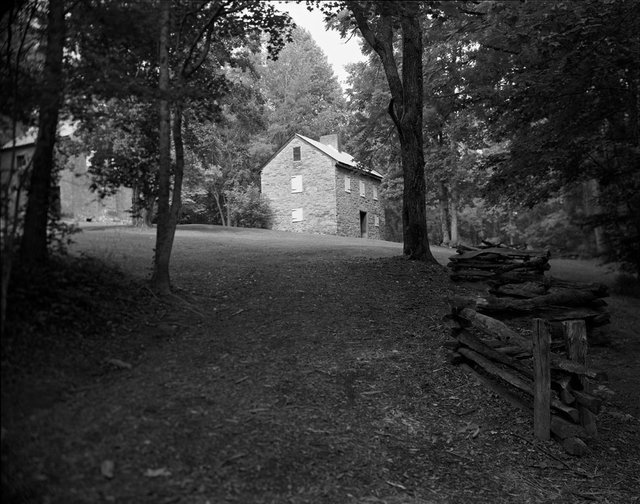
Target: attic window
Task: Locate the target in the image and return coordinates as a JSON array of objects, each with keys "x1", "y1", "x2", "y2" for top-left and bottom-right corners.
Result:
[
  {"x1": 17, "y1": 155, "x2": 26, "y2": 168},
  {"x1": 293, "y1": 146, "x2": 301, "y2": 161}
]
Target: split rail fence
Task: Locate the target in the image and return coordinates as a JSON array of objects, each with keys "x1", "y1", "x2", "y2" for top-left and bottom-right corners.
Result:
[{"x1": 445, "y1": 241, "x2": 614, "y2": 455}]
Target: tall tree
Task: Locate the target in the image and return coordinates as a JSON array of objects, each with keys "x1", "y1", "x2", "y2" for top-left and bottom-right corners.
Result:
[
  {"x1": 68, "y1": 0, "x2": 292, "y2": 293},
  {"x1": 154, "y1": 0, "x2": 172, "y2": 292},
  {"x1": 469, "y1": 0, "x2": 640, "y2": 273},
  {"x1": 150, "y1": 0, "x2": 292, "y2": 294},
  {"x1": 70, "y1": 98, "x2": 159, "y2": 226},
  {"x1": 19, "y1": 0, "x2": 64, "y2": 265},
  {"x1": 258, "y1": 27, "x2": 347, "y2": 147},
  {"x1": 340, "y1": 1, "x2": 436, "y2": 261},
  {"x1": 0, "y1": 0, "x2": 41, "y2": 335}
]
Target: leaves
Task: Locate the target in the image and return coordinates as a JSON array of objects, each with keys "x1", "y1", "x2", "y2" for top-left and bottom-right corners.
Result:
[
  {"x1": 144, "y1": 467, "x2": 171, "y2": 478},
  {"x1": 100, "y1": 459, "x2": 115, "y2": 479}
]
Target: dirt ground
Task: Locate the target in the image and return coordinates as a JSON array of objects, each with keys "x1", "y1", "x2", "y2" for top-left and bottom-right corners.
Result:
[{"x1": 2, "y1": 225, "x2": 639, "y2": 504}]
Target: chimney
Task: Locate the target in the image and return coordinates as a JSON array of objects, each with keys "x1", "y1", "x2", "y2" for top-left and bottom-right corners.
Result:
[{"x1": 319, "y1": 133, "x2": 341, "y2": 152}]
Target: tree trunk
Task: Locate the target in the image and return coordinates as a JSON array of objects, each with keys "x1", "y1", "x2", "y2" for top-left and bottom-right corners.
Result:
[
  {"x1": 20, "y1": 0, "x2": 64, "y2": 265},
  {"x1": 397, "y1": 11, "x2": 433, "y2": 261},
  {"x1": 449, "y1": 188, "x2": 459, "y2": 246},
  {"x1": 349, "y1": 2, "x2": 435, "y2": 262},
  {"x1": 439, "y1": 181, "x2": 451, "y2": 246},
  {"x1": 151, "y1": 0, "x2": 172, "y2": 294},
  {"x1": 212, "y1": 189, "x2": 226, "y2": 226},
  {"x1": 170, "y1": 101, "x2": 185, "y2": 230},
  {"x1": 131, "y1": 184, "x2": 148, "y2": 227}
]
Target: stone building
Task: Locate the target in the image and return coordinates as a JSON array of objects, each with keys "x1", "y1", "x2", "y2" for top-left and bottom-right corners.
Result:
[
  {"x1": 260, "y1": 133, "x2": 384, "y2": 239},
  {"x1": 0, "y1": 128, "x2": 132, "y2": 224}
]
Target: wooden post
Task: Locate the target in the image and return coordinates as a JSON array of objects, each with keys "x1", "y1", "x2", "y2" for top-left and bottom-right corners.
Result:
[
  {"x1": 562, "y1": 320, "x2": 597, "y2": 438},
  {"x1": 533, "y1": 319, "x2": 551, "y2": 440},
  {"x1": 562, "y1": 320, "x2": 588, "y2": 388}
]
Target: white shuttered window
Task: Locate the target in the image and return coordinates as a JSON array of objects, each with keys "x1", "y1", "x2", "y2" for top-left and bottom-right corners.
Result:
[
  {"x1": 292, "y1": 208, "x2": 304, "y2": 222},
  {"x1": 291, "y1": 175, "x2": 303, "y2": 193},
  {"x1": 359, "y1": 180, "x2": 366, "y2": 197},
  {"x1": 344, "y1": 176, "x2": 351, "y2": 193}
]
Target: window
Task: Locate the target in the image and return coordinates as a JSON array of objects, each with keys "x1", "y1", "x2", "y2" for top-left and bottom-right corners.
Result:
[
  {"x1": 344, "y1": 176, "x2": 351, "y2": 193},
  {"x1": 292, "y1": 208, "x2": 304, "y2": 222},
  {"x1": 291, "y1": 175, "x2": 303, "y2": 193},
  {"x1": 16, "y1": 155, "x2": 26, "y2": 168},
  {"x1": 359, "y1": 180, "x2": 366, "y2": 197},
  {"x1": 374, "y1": 215, "x2": 380, "y2": 227},
  {"x1": 293, "y1": 146, "x2": 301, "y2": 161},
  {"x1": 373, "y1": 186, "x2": 378, "y2": 200}
]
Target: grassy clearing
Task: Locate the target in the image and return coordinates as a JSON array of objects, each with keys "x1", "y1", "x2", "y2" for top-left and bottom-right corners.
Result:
[{"x1": 2, "y1": 227, "x2": 639, "y2": 504}]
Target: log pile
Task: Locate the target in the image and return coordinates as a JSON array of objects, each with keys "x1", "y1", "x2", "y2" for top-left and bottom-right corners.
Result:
[
  {"x1": 447, "y1": 242, "x2": 611, "y2": 346},
  {"x1": 447, "y1": 242, "x2": 550, "y2": 283},
  {"x1": 443, "y1": 306, "x2": 614, "y2": 455}
]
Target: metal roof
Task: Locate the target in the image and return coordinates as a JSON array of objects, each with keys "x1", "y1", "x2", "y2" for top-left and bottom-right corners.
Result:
[
  {"x1": 1, "y1": 122, "x2": 77, "y2": 150},
  {"x1": 295, "y1": 133, "x2": 383, "y2": 180}
]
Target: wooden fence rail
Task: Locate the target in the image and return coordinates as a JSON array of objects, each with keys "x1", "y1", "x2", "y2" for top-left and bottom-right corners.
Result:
[{"x1": 445, "y1": 306, "x2": 613, "y2": 455}]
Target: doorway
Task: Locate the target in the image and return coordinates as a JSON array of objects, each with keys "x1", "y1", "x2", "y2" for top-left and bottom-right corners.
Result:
[{"x1": 360, "y1": 211, "x2": 368, "y2": 239}]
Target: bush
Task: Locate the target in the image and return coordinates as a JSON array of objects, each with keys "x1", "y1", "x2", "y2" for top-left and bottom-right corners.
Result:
[{"x1": 225, "y1": 185, "x2": 274, "y2": 229}]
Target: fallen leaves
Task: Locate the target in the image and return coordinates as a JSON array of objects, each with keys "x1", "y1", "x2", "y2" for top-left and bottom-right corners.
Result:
[
  {"x1": 144, "y1": 467, "x2": 172, "y2": 478},
  {"x1": 101, "y1": 460, "x2": 115, "y2": 479}
]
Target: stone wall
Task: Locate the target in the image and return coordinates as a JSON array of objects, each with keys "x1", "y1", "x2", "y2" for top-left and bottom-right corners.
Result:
[
  {"x1": 334, "y1": 166, "x2": 384, "y2": 240},
  {"x1": 1, "y1": 144, "x2": 132, "y2": 224},
  {"x1": 261, "y1": 136, "x2": 338, "y2": 234},
  {"x1": 261, "y1": 135, "x2": 385, "y2": 239},
  {"x1": 59, "y1": 154, "x2": 132, "y2": 223}
]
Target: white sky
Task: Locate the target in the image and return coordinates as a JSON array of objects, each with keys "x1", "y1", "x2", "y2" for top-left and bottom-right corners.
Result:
[{"x1": 272, "y1": 1, "x2": 366, "y2": 89}]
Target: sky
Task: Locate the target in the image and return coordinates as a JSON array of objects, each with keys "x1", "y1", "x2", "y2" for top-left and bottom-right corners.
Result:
[{"x1": 272, "y1": 1, "x2": 367, "y2": 89}]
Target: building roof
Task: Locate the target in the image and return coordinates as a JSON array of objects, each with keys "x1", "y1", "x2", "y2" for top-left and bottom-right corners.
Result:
[
  {"x1": 1, "y1": 122, "x2": 77, "y2": 151},
  {"x1": 262, "y1": 133, "x2": 383, "y2": 181}
]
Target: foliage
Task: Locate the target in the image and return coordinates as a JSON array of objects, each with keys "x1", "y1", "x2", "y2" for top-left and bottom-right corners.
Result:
[
  {"x1": 0, "y1": 0, "x2": 43, "y2": 137},
  {"x1": 336, "y1": 1, "x2": 440, "y2": 260},
  {"x1": 182, "y1": 69, "x2": 269, "y2": 226},
  {"x1": 68, "y1": 98, "x2": 160, "y2": 224},
  {"x1": 257, "y1": 27, "x2": 348, "y2": 147},
  {"x1": 225, "y1": 184, "x2": 274, "y2": 229},
  {"x1": 469, "y1": 0, "x2": 640, "y2": 273}
]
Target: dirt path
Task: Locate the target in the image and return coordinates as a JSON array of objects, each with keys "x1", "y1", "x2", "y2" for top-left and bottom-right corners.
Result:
[{"x1": 3, "y1": 226, "x2": 639, "y2": 504}]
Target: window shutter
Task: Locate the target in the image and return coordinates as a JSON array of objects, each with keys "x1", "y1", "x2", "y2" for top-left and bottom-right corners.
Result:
[
  {"x1": 291, "y1": 175, "x2": 303, "y2": 193},
  {"x1": 374, "y1": 215, "x2": 380, "y2": 227},
  {"x1": 373, "y1": 186, "x2": 378, "y2": 200},
  {"x1": 359, "y1": 180, "x2": 365, "y2": 197},
  {"x1": 344, "y1": 176, "x2": 351, "y2": 193},
  {"x1": 292, "y1": 208, "x2": 303, "y2": 222}
]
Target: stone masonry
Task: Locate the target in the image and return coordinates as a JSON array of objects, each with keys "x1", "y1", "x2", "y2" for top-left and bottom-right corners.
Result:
[
  {"x1": 261, "y1": 133, "x2": 383, "y2": 239},
  {"x1": 335, "y1": 165, "x2": 384, "y2": 240}
]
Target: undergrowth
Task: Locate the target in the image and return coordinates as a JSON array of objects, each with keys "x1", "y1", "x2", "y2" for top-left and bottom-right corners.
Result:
[{"x1": 2, "y1": 254, "x2": 153, "y2": 379}]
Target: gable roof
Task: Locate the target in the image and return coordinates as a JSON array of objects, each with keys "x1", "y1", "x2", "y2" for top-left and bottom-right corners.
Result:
[
  {"x1": 261, "y1": 133, "x2": 383, "y2": 181},
  {"x1": 1, "y1": 131, "x2": 37, "y2": 150},
  {"x1": 1, "y1": 122, "x2": 77, "y2": 151}
]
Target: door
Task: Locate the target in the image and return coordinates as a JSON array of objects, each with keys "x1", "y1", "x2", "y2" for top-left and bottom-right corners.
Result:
[{"x1": 360, "y1": 211, "x2": 367, "y2": 238}]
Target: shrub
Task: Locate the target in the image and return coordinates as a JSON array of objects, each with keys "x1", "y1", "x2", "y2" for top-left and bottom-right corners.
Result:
[{"x1": 225, "y1": 184, "x2": 274, "y2": 229}]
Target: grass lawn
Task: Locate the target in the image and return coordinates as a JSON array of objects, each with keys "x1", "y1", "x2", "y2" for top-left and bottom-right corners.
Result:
[{"x1": 2, "y1": 225, "x2": 639, "y2": 503}]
